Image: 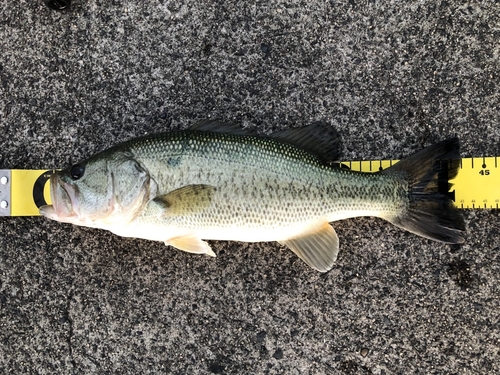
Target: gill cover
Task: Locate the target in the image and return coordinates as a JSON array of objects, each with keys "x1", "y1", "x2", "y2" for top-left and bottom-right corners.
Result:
[{"x1": 42, "y1": 151, "x2": 153, "y2": 227}]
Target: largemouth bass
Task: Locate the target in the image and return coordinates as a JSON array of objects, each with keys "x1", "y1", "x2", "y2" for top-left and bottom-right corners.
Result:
[{"x1": 40, "y1": 122, "x2": 465, "y2": 272}]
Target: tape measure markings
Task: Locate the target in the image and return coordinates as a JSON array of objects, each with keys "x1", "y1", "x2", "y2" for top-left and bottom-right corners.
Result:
[
  {"x1": 1, "y1": 157, "x2": 498, "y2": 216},
  {"x1": 344, "y1": 157, "x2": 498, "y2": 210}
]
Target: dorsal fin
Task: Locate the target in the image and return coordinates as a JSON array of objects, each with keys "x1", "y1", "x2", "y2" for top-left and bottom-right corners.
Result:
[
  {"x1": 189, "y1": 120, "x2": 255, "y2": 136},
  {"x1": 191, "y1": 120, "x2": 342, "y2": 163},
  {"x1": 269, "y1": 122, "x2": 342, "y2": 163}
]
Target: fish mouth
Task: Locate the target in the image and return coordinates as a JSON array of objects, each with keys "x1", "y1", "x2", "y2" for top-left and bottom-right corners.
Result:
[{"x1": 39, "y1": 173, "x2": 79, "y2": 221}]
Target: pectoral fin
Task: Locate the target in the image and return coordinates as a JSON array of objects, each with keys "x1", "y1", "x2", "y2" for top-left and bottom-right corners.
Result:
[
  {"x1": 280, "y1": 222, "x2": 339, "y2": 272},
  {"x1": 154, "y1": 184, "x2": 216, "y2": 216},
  {"x1": 166, "y1": 236, "x2": 216, "y2": 257}
]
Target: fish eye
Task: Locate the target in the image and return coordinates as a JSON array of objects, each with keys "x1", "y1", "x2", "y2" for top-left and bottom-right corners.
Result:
[{"x1": 70, "y1": 164, "x2": 85, "y2": 180}]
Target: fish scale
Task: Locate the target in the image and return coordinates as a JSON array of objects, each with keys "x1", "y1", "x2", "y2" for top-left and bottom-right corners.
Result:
[
  {"x1": 39, "y1": 122, "x2": 465, "y2": 272},
  {"x1": 127, "y1": 131, "x2": 404, "y2": 235}
]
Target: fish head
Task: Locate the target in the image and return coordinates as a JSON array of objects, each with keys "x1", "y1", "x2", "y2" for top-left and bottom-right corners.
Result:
[{"x1": 40, "y1": 151, "x2": 155, "y2": 228}]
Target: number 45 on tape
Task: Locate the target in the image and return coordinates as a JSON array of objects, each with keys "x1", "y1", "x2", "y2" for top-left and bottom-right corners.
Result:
[{"x1": 0, "y1": 157, "x2": 498, "y2": 216}]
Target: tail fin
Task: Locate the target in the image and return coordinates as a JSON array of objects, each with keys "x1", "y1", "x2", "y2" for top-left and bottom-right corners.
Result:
[{"x1": 383, "y1": 138, "x2": 465, "y2": 244}]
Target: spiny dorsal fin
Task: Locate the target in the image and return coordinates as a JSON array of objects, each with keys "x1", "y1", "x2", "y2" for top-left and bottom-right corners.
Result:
[
  {"x1": 191, "y1": 120, "x2": 342, "y2": 162},
  {"x1": 189, "y1": 120, "x2": 254, "y2": 136},
  {"x1": 154, "y1": 184, "x2": 216, "y2": 216}
]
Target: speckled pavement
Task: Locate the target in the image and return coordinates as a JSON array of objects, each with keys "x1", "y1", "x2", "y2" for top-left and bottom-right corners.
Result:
[{"x1": 0, "y1": 1, "x2": 499, "y2": 374}]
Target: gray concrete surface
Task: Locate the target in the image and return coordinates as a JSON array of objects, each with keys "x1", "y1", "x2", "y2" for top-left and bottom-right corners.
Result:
[{"x1": 1, "y1": 1, "x2": 499, "y2": 374}]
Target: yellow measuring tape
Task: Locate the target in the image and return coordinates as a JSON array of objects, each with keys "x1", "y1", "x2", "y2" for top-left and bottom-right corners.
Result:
[
  {"x1": 342, "y1": 157, "x2": 499, "y2": 209},
  {"x1": 0, "y1": 156, "x2": 498, "y2": 216},
  {"x1": 0, "y1": 170, "x2": 54, "y2": 216}
]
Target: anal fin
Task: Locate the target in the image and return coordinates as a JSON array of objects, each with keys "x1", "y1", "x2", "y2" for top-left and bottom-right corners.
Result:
[
  {"x1": 166, "y1": 236, "x2": 216, "y2": 257},
  {"x1": 280, "y1": 221, "x2": 339, "y2": 272}
]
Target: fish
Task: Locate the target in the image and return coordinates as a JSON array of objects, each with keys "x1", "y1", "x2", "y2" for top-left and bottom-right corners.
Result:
[{"x1": 40, "y1": 121, "x2": 465, "y2": 272}]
